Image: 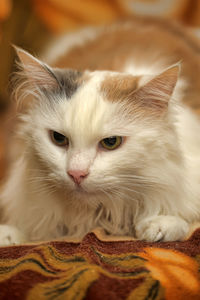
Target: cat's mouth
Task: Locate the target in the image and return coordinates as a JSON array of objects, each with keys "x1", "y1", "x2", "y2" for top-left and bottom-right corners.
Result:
[
  {"x1": 72, "y1": 184, "x2": 99, "y2": 198},
  {"x1": 68, "y1": 179, "x2": 102, "y2": 197},
  {"x1": 74, "y1": 184, "x2": 89, "y2": 195}
]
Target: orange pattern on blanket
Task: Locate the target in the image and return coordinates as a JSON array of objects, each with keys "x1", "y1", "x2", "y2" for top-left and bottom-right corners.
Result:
[
  {"x1": 0, "y1": 231, "x2": 200, "y2": 299},
  {"x1": 140, "y1": 248, "x2": 200, "y2": 300},
  {"x1": 0, "y1": 240, "x2": 164, "y2": 299}
]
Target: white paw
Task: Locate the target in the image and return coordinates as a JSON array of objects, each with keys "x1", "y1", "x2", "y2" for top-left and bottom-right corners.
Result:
[
  {"x1": 135, "y1": 216, "x2": 189, "y2": 242},
  {"x1": 0, "y1": 225, "x2": 26, "y2": 246}
]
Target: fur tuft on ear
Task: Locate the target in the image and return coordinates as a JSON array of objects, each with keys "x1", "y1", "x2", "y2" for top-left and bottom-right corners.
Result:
[
  {"x1": 134, "y1": 65, "x2": 179, "y2": 114},
  {"x1": 14, "y1": 46, "x2": 59, "y2": 90}
]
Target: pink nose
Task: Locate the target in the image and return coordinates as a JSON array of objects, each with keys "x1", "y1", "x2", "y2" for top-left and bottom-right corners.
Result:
[{"x1": 67, "y1": 170, "x2": 89, "y2": 185}]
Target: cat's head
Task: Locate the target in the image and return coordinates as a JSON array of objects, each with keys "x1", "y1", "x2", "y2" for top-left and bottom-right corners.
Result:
[{"x1": 13, "y1": 48, "x2": 180, "y2": 203}]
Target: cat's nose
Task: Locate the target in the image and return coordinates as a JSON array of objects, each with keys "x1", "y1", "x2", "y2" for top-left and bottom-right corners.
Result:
[{"x1": 67, "y1": 169, "x2": 89, "y2": 185}]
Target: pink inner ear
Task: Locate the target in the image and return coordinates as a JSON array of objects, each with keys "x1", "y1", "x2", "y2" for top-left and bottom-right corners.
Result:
[
  {"x1": 133, "y1": 66, "x2": 179, "y2": 113},
  {"x1": 15, "y1": 46, "x2": 58, "y2": 89}
]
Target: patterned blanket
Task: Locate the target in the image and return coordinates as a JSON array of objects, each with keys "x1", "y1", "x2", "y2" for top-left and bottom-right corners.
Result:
[{"x1": 0, "y1": 228, "x2": 200, "y2": 300}]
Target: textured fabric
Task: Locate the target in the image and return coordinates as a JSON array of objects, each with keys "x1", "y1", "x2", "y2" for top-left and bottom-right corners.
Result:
[{"x1": 0, "y1": 229, "x2": 200, "y2": 299}]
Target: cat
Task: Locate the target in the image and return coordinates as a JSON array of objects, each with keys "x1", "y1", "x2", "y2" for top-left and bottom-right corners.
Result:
[{"x1": 1, "y1": 16, "x2": 200, "y2": 245}]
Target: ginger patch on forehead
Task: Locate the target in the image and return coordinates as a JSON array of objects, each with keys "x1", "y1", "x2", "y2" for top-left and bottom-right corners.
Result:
[{"x1": 100, "y1": 74, "x2": 140, "y2": 103}]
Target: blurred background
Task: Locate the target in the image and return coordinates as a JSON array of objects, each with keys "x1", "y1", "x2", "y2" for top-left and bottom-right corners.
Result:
[
  {"x1": 1, "y1": 0, "x2": 200, "y2": 107},
  {"x1": 0, "y1": 0, "x2": 200, "y2": 178}
]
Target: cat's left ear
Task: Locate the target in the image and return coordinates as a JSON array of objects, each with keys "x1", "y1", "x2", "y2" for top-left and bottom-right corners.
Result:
[
  {"x1": 134, "y1": 65, "x2": 179, "y2": 114},
  {"x1": 14, "y1": 46, "x2": 59, "y2": 90}
]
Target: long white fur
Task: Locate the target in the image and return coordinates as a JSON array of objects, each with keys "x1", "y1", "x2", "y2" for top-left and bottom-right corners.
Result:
[{"x1": 1, "y1": 32, "x2": 200, "y2": 245}]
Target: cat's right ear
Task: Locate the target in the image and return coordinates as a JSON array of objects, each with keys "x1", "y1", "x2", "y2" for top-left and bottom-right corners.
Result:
[
  {"x1": 14, "y1": 46, "x2": 59, "y2": 91},
  {"x1": 132, "y1": 65, "x2": 179, "y2": 115}
]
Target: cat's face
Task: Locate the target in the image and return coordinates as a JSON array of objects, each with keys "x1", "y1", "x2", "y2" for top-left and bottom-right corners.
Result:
[{"x1": 14, "y1": 48, "x2": 179, "y2": 201}]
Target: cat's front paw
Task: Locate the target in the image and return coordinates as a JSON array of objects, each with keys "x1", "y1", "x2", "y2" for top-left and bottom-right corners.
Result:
[
  {"x1": 0, "y1": 225, "x2": 27, "y2": 246},
  {"x1": 135, "y1": 216, "x2": 189, "y2": 242}
]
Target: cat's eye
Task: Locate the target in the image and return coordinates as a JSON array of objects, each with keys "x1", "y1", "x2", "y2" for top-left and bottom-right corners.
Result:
[
  {"x1": 100, "y1": 136, "x2": 122, "y2": 150},
  {"x1": 50, "y1": 131, "x2": 69, "y2": 147}
]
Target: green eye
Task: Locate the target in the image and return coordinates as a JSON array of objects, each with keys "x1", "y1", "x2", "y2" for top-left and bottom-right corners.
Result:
[
  {"x1": 100, "y1": 136, "x2": 122, "y2": 150},
  {"x1": 50, "y1": 131, "x2": 69, "y2": 146}
]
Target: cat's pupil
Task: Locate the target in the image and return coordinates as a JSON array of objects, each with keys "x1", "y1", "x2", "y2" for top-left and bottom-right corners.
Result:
[
  {"x1": 53, "y1": 131, "x2": 65, "y2": 143},
  {"x1": 51, "y1": 131, "x2": 69, "y2": 146},
  {"x1": 104, "y1": 137, "x2": 117, "y2": 146},
  {"x1": 100, "y1": 136, "x2": 122, "y2": 150}
]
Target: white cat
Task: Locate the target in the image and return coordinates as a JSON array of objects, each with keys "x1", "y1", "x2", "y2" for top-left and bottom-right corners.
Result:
[{"x1": 1, "y1": 18, "x2": 200, "y2": 245}]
